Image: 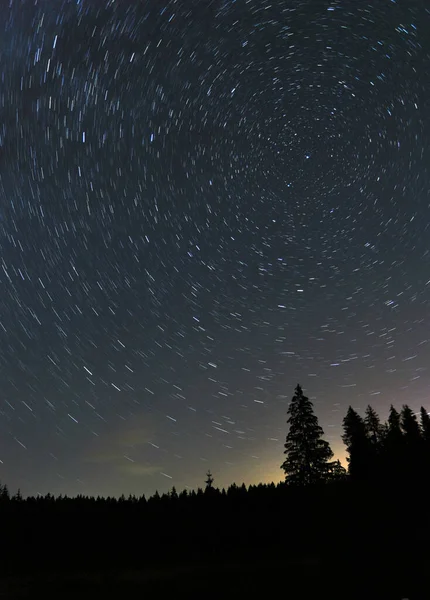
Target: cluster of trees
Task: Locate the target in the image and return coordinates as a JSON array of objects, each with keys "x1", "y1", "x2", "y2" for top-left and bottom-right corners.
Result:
[
  {"x1": 281, "y1": 383, "x2": 430, "y2": 487},
  {"x1": 343, "y1": 403, "x2": 430, "y2": 484},
  {"x1": 281, "y1": 384, "x2": 346, "y2": 485},
  {"x1": 0, "y1": 476, "x2": 279, "y2": 507},
  {"x1": 2, "y1": 383, "x2": 428, "y2": 505},
  {"x1": 0, "y1": 384, "x2": 429, "y2": 597}
]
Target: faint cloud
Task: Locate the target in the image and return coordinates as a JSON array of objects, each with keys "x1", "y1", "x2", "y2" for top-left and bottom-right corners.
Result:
[
  {"x1": 83, "y1": 413, "x2": 157, "y2": 471},
  {"x1": 121, "y1": 464, "x2": 160, "y2": 477}
]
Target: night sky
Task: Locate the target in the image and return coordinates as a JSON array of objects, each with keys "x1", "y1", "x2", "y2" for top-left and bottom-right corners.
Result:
[{"x1": 0, "y1": 0, "x2": 429, "y2": 498}]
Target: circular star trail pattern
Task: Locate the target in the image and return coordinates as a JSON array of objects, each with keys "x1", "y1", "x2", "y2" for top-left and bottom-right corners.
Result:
[{"x1": 0, "y1": 0, "x2": 429, "y2": 497}]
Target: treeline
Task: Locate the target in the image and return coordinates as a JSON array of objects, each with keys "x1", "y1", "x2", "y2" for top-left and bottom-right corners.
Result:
[
  {"x1": 1, "y1": 390, "x2": 429, "y2": 507},
  {"x1": 343, "y1": 403, "x2": 430, "y2": 484},
  {"x1": 0, "y1": 478, "x2": 278, "y2": 506},
  {"x1": 280, "y1": 384, "x2": 430, "y2": 488},
  {"x1": 0, "y1": 387, "x2": 429, "y2": 595}
]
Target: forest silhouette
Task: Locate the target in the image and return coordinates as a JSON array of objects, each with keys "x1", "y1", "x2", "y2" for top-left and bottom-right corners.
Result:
[{"x1": 1, "y1": 384, "x2": 429, "y2": 599}]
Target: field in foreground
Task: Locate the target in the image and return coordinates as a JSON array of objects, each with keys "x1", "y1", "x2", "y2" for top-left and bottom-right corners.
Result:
[
  {"x1": 1, "y1": 555, "x2": 427, "y2": 600},
  {"x1": 1, "y1": 481, "x2": 428, "y2": 599}
]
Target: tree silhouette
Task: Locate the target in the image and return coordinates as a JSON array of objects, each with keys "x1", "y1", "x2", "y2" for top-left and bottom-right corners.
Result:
[
  {"x1": 13, "y1": 489, "x2": 23, "y2": 502},
  {"x1": 400, "y1": 405, "x2": 421, "y2": 441},
  {"x1": 420, "y1": 407, "x2": 430, "y2": 443},
  {"x1": 205, "y1": 470, "x2": 214, "y2": 489},
  {"x1": 327, "y1": 459, "x2": 347, "y2": 482},
  {"x1": 364, "y1": 405, "x2": 385, "y2": 479},
  {"x1": 281, "y1": 384, "x2": 333, "y2": 486},
  {"x1": 365, "y1": 405, "x2": 384, "y2": 445},
  {"x1": 420, "y1": 407, "x2": 430, "y2": 475},
  {"x1": 401, "y1": 405, "x2": 422, "y2": 481},
  {"x1": 342, "y1": 407, "x2": 370, "y2": 482},
  {"x1": 0, "y1": 483, "x2": 10, "y2": 501},
  {"x1": 387, "y1": 405, "x2": 402, "y2": 442}
]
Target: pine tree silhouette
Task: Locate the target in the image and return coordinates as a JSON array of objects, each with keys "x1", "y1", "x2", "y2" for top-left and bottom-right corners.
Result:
[
  {"x1": 281, "y1": 384, "x2": 333, "y2": 485},
  {"x1": 383, "y1": 405, "x2": 404, "y2": 482},
  {"x1": 364, "y1": 405, "x2": 385, "y2": 479},
  {"x1": 342, "y1": 407, "x2": 370, "y2": 482},
  {"x1": 420, "y1": 407, "x2": 430, "y2": 476},
  {"x1": 401, "y1": 405, "x2": 422, "y2": 482},
  {"x1": 419, "y1": 407, "x2": 430, "y2": 443},
  {"x1": 0, "y1": 483, "x2": 10, "y2": 501},
  {"x1": 205, "y1": 470, "x2": 214, "y2": 489},
  {"x1": 400, "y1": 405, "x2": 421, "y2": 441},
  {"x1": 327, "y1": 459, "x2": 347, "y2": 482},
  {"x1": 13, "y1": 488, "x2": 23, "y2": 502},
  {"x1": 365, "y1": 405, "x2": 384, "y2": 445}
]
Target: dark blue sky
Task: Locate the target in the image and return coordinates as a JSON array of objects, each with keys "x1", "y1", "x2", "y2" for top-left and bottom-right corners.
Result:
[{"x1": 0, "y1": 0, "x2": 429, "y2": 498}]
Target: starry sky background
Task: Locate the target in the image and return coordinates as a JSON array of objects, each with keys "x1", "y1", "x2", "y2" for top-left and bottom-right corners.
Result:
[{"x1": 0, "y1": 0, "x2": 429, "y2": 498}]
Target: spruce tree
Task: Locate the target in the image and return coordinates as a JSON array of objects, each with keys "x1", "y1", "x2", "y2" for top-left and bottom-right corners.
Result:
[
  {"x1": 386, "y1": 405, "x2": 403, "y2": 447},
  {"x1": 0, "y1": 483, "x2": 10, "y2": 502},
  {"x1": 419, "y1": 407, "x2": 430, "y2": 444},
  {"x1": 364, "y1": 405, "x2": 384, "y2": 479},
  {"x1": 400, "y1": 405, "x2": 422, "y2": 482},
  {"x1": 364, "y1": 405, "x2": 384, "y2": 445},
  {"x1": 419, "y1": 407, "x2": 430, "y2": 476},
  {"x1": 342, "y1": 407, "x2": 370, "y2": 482},
  {"x1": 281, "y1": 384, "x2": 333, "y2": 486},
  {"x1": 327, "y1": 459, "x2": 347, "y2": 482},
  {"x1": 400, "y1": 405, "x2": 421, "y2": 441},
  {"x1": 383, "y1": 405, "x2": 404, "y2": 482},
  {"x1": 205, "y1": 470, "x2": 214, "y2": 489}
]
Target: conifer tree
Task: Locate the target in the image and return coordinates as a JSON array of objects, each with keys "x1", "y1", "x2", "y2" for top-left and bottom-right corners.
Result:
[
  {"x1": 365, "y1": 405, "x2": 384, "y2": 445},
  {"x1": 327, "y1": 459, "x2": 347, "y2": 482},
  {"x1": 383, "y1": 405, "x2": 404, "y2": 482},
  {"x1": 419, "y1": 407, "x2": 430, "y2": 444},
  {"x1": 205, "y1": 470, "x2": 214, "y2": 489},
  {"x1": 342, "y1": 407, "x2": 370, "y2": 482},
  {"x1": 400, "y1": 405, "x2": 422, "y2": 482},
  {"x1": 419, "y1": 407, "x2": 430, "y2": 476},
  {"x1": 13, "y1": 488, "x2": 23, "y2": 502},
  {"x1": 0, "y1": 483, "x2": 10, "y2": 501},
  {"x1": 400, "y1": 405, "x2": 421, "y2": 441},
  {"x1": 386, "y1": 405, "x2": 403, "y2": 447},
  {"x1": 281, "y1": 384, "x2": 333, "y2": 486},
  {"x1": 364, "y1": 405, "x2": 384, "y2": 479}
]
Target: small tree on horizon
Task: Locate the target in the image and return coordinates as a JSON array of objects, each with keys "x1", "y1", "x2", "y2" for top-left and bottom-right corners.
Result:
[
  {"x1": 205, "y1": 470, "x2": 217, "y2": 495},
  {"x1": 327, "y1": 459, "x2": 347, "y2": 482},
  {"x1": 281, "y1": 384, "x2": 334, "y2": 486}
]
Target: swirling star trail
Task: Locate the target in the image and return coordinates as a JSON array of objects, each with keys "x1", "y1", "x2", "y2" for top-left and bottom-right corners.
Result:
[{"x1": 0, "y1": 0, "x2": 429, "y2": 497}]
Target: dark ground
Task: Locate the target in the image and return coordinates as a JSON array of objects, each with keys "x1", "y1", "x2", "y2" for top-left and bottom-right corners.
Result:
[
  {"x1": 1, "y1": 482, "x2": 428, "y2": 599},
  {"x1": 0, "y1": 555, "x2": 427, "y2": 600}
]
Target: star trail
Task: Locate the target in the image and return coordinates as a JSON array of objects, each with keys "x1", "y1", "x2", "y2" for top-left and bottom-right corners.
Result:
[{"x1": 0, "y1": 0, "x2": 429, "y2": 498}]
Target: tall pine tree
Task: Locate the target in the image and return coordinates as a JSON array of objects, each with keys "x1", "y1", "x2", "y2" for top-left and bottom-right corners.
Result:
[
  {"x1": 401, "y1": 405, "x2": 422, "y2": 482},
  {"x1": 400, "y1": 405, "x2": 421, "y2": 441},
  {"x1": 342, "y1": 407, "x2": 371, "y2": 482},
  {"x1": 364, "y1": 405, "x2": 385, "y2": 480},
  {"x1": 383, "y1": 405, "x2": 404, "y2": 482},
  {"x1": 420, "y1": 407, "x2": 430, "y2": 476},
  {"x1": 327, "y1": 459, "x2": 347, "y2": 482},
  {"x1": 281, "y1": 384, "x2": 333, "y2": 486},
  {"x1": 364, "y1": 405, "x2": 384, "y2": 445},
  {"x1": 419, "y1": 407, "x2": 430, "y2": 444}
]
